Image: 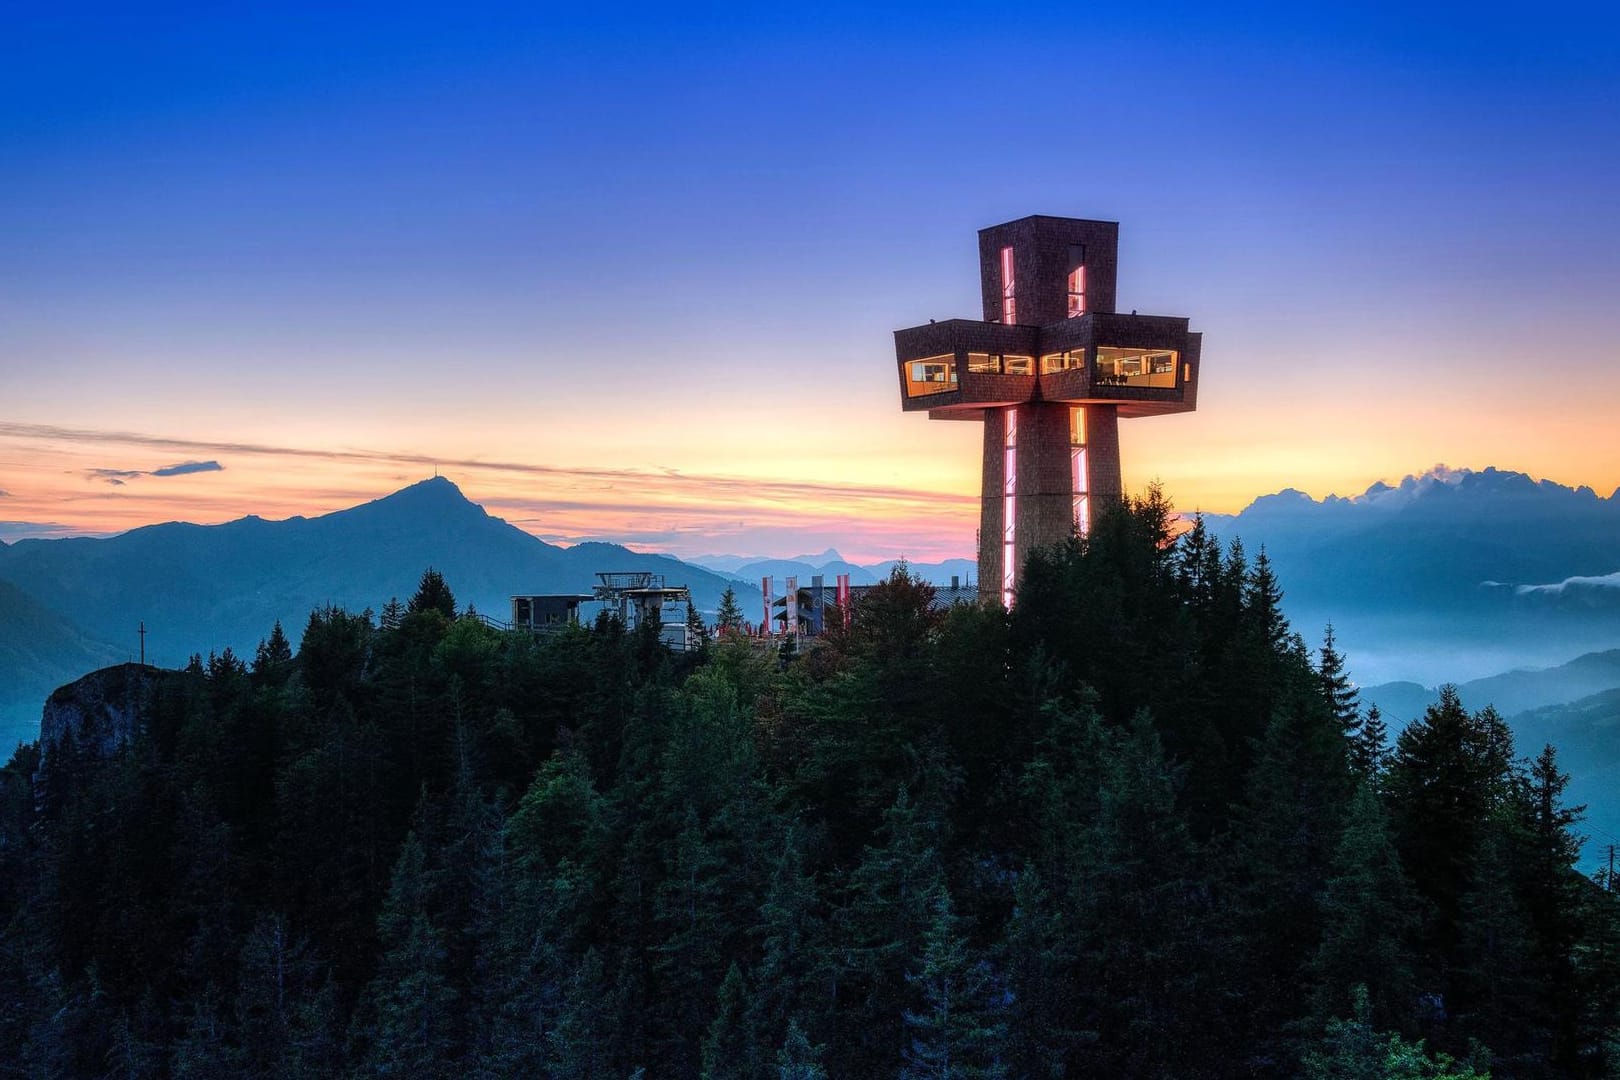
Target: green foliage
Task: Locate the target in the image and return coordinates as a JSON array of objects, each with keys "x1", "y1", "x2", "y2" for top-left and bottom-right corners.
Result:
[
  {"x1": 3, "y1": 508, "x2": 1615, "y2": 1078},
  {"x1": 1305, "y1": 986, "x2": 1490, "y2": 1080},
  {"x1": 901, "y1": 887, "x2": 1008, "y2": 1079},
  {"x1": 716, "y1": 586, "x2": 744, "y2": 635},
  {"x1": 354, "y1": 833, "x2": 460, "y2": 1077},
  {"x1": 408, "y1": 566, "x2": 458, "y2": 619}
]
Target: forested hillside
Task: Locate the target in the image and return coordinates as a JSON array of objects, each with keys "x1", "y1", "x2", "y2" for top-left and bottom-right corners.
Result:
[{"x1": 2, "y1": 495, "x2": 1615, "y2": 1078}]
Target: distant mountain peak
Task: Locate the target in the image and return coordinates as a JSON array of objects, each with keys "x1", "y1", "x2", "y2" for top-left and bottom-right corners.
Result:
[
  {"x1": 350, "y1": 476, "x2": 483, "y2": 516},
  {"x1": 790, "y1": 548, "x2": 848, "y2": 565},
  {"x1": 1231, "y1": 465, "x2": 1607, "y2": 519},
  {"x1": 389, "y1": 475, "x2": 468, "y2": 500}
]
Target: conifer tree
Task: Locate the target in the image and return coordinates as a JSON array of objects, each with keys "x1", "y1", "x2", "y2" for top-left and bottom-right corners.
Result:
[
  {"x1": 702, "y1": 963, "x2": 757, "y2": 1080},
  {"x1": 356, "y1": 834, "x2": 459, "y2": 1079},
  {"x1": 380, "y1": 596, "x2": 405, "y2": 632},
  {"x1": 543, "y1": 950, "x2": 613, "y2": 1080},
  {"x1": 1310, "y1": 784, "x2": 1421, "y2": 1033},
  {"x1": 1319, "y1": 624, "x2": 1361, "y2": 739},
  {"x1": 901, "y1": 888, "x2": 1008, "y2": 1080},
  {"x1": 408, "y1": 566, "x2": 458, "y2": 619},
  {"x1": 1386, "y1": 687, "x2": 1515, "y2": 960},
  {"x1": 1077, "y1": 714, "x2": 1206, "y2": 1076},
  {"x1": 1001, "y1": 866, "x2": 1083, "y2": 1076},
  {"x1": 1517, "y1": 744, "x2": 1588, "y2": 1070},
  {"x1": 253, "y1": 620, "x2": 294, "y2": 679},
  {"x1": 776, "y1": 1018, "x2": 828, "y2": 1080},
  {"x1": 716, "y1": 587, "x2": 744, "y2": 634},
  {"x1": 1353, "y1": 705, "x2": 1391, "y2": 784},
  {"x1": 170, "y1": 986, "x2": 240, "y2": 1079},
  {"x1": 753, "y1": 826, "x2": 828, "y2": 1049},
  {"x1": 1456, "y1": 827, "x2": 1538, "y2": 1061},
  {"x1": 838, "y1": 786, "x2": 947, "y2": 1072},
  {"x1": 686, "y1": 600, "x2": 710, "y2": 649}
]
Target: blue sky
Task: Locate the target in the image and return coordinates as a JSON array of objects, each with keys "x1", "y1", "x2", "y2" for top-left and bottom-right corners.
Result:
[{"x1": 3, "y1": 1, "x2": 1617, "y2": 558}]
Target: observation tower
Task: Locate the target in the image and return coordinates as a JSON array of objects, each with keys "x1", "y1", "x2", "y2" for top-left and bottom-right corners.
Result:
[{"x1": 895, "y1": 216, "x2": 1202, "y2": 606}]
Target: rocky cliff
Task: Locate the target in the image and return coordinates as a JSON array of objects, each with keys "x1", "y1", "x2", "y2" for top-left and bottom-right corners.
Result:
[{"x1": 38, "y1": 662, "x2": 165, "y2": 759}]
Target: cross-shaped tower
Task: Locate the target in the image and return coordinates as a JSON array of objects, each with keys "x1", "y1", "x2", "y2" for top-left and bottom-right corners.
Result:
[{"x1": 895, "y1": 216, "x2": 1202, "y2": 606}]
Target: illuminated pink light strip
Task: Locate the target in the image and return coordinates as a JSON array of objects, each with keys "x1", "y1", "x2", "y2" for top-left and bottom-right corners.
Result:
[{"x1": 1002, "y1": 407, "x2": 1017, "y2": 607}]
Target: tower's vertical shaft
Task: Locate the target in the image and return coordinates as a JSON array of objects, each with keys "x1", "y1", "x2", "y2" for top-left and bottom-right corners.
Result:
[
  {"x1": 1080, "y1": 405, "x2": 1122, "y2": 502},
  {"x1": 978, "y1": 408, "x2": 1006, "y2": 602},
  {"x1": 1013, "y1": 403, "x2": 1074, "y2": 589}
]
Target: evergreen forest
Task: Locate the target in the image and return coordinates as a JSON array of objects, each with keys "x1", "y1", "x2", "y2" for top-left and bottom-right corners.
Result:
[{"x1": 3, "y1": 492, "x2": 1617, "y2": 1078}]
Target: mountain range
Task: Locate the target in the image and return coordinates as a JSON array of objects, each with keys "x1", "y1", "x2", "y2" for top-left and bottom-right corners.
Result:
[
  {"x1": 0, "y1": 478, "x2": 752, "y2": 749},
  {"x1": 1200, "y1": 466, "x2": 1620, "y2": 685},
  {"x1": 7, "y1": 463, "x2": 1620, "y2": 750},
  {"x1": 1362, "y1": 649, "x2": 1620, "y2": 725},
  {"x1": 685, "y1": 550, "x2": 979, "y2": 589}
]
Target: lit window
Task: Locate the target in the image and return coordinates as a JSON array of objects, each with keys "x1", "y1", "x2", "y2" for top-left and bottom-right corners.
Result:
[
  {"x1": 1000, "y1": 246, "x2": 1016, "y2": 324},
  {"x1": 1002, "y1": 355, "x2": 1034, "y2": 376},
  {"x1": 1094, "y1": 347, "x2": 1179, "y2": 388},
  {"x1": 903, "y1": 354, "x2": 958, "y2": 397},
  {"x1": 1040, "y1": 350, "x2": 1085, "y2": 374},
  {"x1": 1067, "y1": 244, "x2": 1086, "y2": 318},
  {"x1": 967, "y1": 352, "x2": 1000, "y2": 373},
  {"x1": 1071, "y1": 406, "x2": 1090, "y2": 535}
]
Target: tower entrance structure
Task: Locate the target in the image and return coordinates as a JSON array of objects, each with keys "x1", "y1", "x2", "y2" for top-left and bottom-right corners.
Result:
[{"x1": 895, "y1": 216, "x2": 1201, "y2": 606}]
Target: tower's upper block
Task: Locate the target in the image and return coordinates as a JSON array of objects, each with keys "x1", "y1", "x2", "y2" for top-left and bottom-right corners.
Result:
[{"x1": 895, "y1": 215, "x2": 1201, "y2": 420}]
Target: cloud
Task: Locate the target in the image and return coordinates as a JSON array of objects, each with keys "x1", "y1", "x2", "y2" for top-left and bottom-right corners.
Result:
[
  {"x1": 0, "y1": 489, "x2": 10, "y2": 497},
  {"x1": 8, "y1": 420, "x2": 962, "y2": 509},
  {"x1": 151, "y1": 460, "x2": 224, "y2": 477},
  {"x1": 86, "y1": 459, "x2": 226, "y2": 484},
  {"x1": 1513, "y1": 570, "x2": 1620, "y2": 596},
  {"x1": 1, "y1": 421, "x2": 977, "y2": 561}
]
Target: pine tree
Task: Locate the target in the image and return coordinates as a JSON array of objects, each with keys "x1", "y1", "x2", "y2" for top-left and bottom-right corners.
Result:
[
  {"x1": 1000, "y1": 866, "x2": 1084, "y2": 1077},
  {"x1": 701, "y1": 963, "x2": 756, "y2": 1080},
  {"x1": 1353, "y1": 705, "x2": 1391, "y2": 784},
  {"x1": 1245, "y1": 547, "x2": 1288, "y2": 657},
  {"x1": 837, "y1": 786, "x2": 947, "y2": 1072},
  {"x1": 1077, "y1": 714, "x2": 1206, "y2": 1077},
  {"x1": 356, "y1": 834, "x2": 459, "y2": 1078},
  {"x1": 170, "y1": 986, "x2": 241, "y2": 1079},
  {"x1": 686, "y1": 600, "x2": 711, "y2": 649},
  {"x1": 380, "y1": 596, "x2": 405, "y2": 632},
  {"x1": 1319, "y1": 624, "x2": 1362, "y2": 739},
  {"x1": 1385, "y1": 687, "x2": 1515, "y2": 962},
  {"x1": 753, "y1": 826, "x2": 827, "y2": 1049},
  {"x1": 1227, "y1": 698, "x2": 1352, "y2": 1063},
  {"x1": 1508, "y1": 744, "x2": 1587, "y2": 1070},
  {"x1": 1310, "y1": 785, "x2": 1421, "y2": 1033},
  {"x1": 253, "y1": 620, "x2": 294, "y2": 679},
  {"x1": 408, "y1": 566, "x2": 458, "y2": 619},
  {"x1": 543, "y1": 950, "x2": 613, "y2": 1080},
  {"x1": 901, "y1": 887, "x2": 1008, "y2": 1080},
  {"x1": 1456, "y1": 827, "x2": 1538, "y2": 1062},
  {"x1": 717, "y1": 587, "x2": 744, "y2": 635},
  {"x1": 776, "y1": 1018, "x2": 828, "y2": 1080}
]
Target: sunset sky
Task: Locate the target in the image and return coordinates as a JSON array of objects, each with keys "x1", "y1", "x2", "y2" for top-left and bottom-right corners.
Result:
[{"x1": 4, "y1": 3, "x2": 1618, "y2": 563}]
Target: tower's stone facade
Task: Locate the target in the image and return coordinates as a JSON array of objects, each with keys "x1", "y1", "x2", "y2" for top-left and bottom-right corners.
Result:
[{"x1": 894, "y1": 216, "x2": 1201, "y2": 605}]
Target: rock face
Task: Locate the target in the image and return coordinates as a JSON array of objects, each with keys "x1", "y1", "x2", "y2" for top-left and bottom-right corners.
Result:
[{"x1": 39, "y1": 662, "x2": 164, "y2": 759}]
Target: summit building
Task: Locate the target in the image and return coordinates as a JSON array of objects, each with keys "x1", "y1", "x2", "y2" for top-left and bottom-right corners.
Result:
[{"x1": 894, "y1": 216, "x2": 1202, "y2": 606}]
